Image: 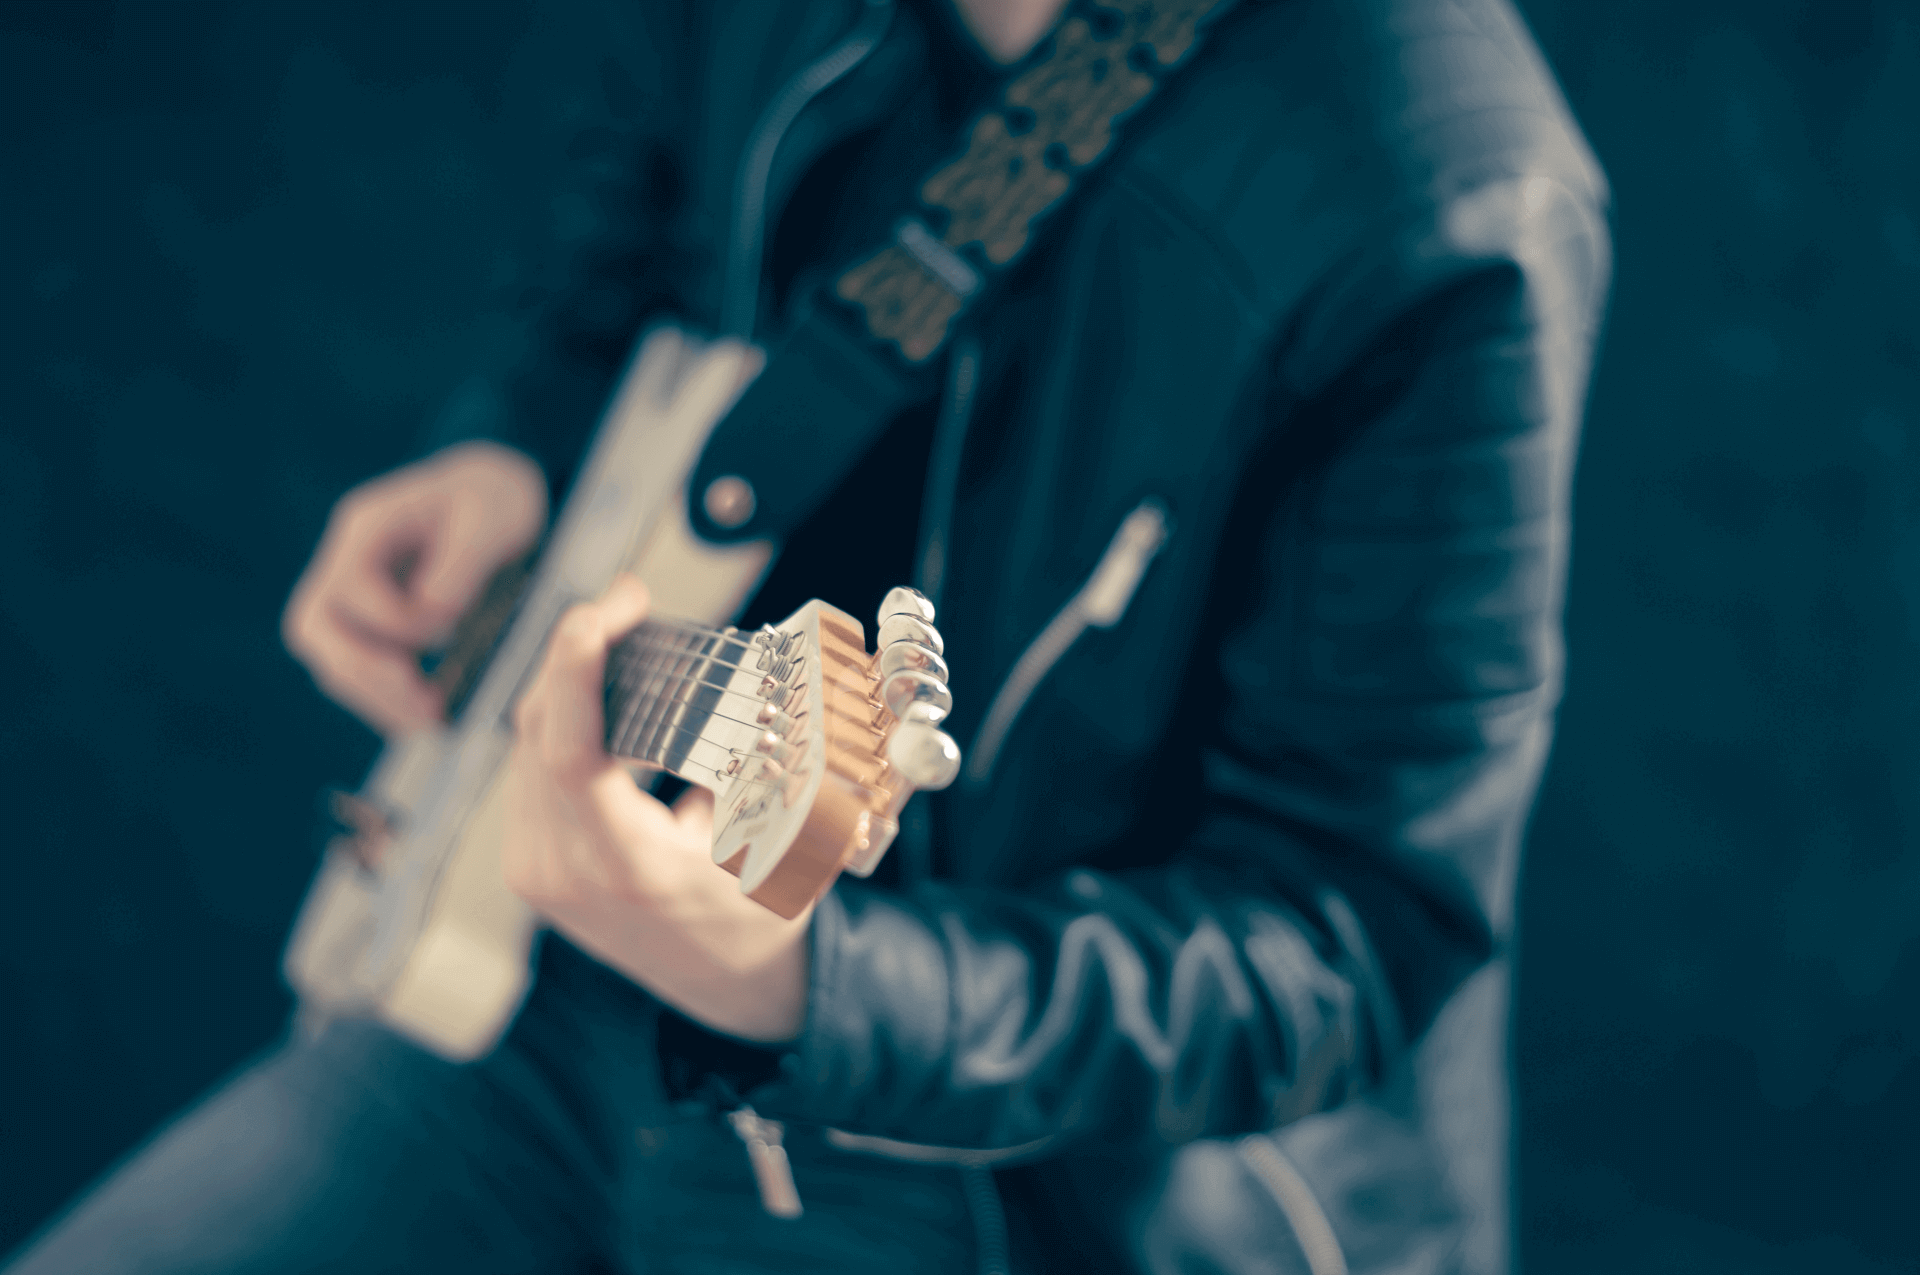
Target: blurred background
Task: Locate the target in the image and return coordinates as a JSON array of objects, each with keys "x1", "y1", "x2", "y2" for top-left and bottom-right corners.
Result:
[{"x1": 1, "y1": 1, "x2": 1914, "y2": 1270}]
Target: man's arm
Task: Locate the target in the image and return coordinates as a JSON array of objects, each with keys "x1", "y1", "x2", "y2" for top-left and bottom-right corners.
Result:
[
  {"x1": 743, "y1": 205, "x2": 1607, "y2": 1149},
  {"x1": 495, "y1": 172, "x2": 1608, "y2": 1150}
]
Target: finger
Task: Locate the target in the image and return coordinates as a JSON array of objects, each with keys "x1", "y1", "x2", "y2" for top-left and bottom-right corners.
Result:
[
  {"x1": 328, "y1": 563, "x2": 444, "y2": 649},
  {"x1": 583, "y1": 766, "x2": 684, "y2": 900},
  {"x1": 669, "y1": 786, "x2": 719, "y2": 856},
  {"x1": 303, "y1": 608, "x2": 445, "y2": 733},
  {"x1": 318, "y1": 489, "x2": 445, "y2": 643},
  {"x1": 599, "y1": 573, "x2": 652, "y2": 636},
  {"x1": 509, "y1": 655, "x2": 547, "y2": 739},
  {"x1": 531, "y1": 578, "x2": 651, "y2": 781},
  {"x1": 284, "y1": 570, "x2": 434, "y2": 727}
]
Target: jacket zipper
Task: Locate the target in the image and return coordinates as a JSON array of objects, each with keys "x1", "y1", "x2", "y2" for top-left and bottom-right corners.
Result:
[
  {"x1": 960, "y1": 1164, "x2": 1011, "y2": 1275},
  {"x1": 717, "y1": 16, "x2": 1155, "y2": 1261},
  {"x1": 727, "y1": 1103, "x2": 804, "y2": 1219},
  {"x1": 965, "y1": 499, "x2": 1172, "y2": 786},
  {"x1": 720, "y1": 0, "x2": 896, "y2": 338}
]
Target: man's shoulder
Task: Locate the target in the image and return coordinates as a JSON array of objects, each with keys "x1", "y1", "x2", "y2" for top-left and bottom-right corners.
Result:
[{"x1": 1115, "y1": 0, "x2": 1609, "y2": 302}]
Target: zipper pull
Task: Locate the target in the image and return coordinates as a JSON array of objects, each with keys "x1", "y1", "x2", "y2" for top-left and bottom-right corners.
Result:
[
  {"x1": 726, "y1": 1105, "x2": 803, "y2": 1219},
  {"x1": 1078, "y1": 499, "x2": 1170, "y2": 628}
]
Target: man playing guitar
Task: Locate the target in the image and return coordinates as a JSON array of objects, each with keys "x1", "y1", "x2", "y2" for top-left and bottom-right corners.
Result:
[{"x1": 7, "y1": 0, "x2": 1609, "y2": 1272}]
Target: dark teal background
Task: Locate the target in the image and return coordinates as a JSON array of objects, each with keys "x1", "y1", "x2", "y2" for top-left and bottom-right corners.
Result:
[{"x1": 2, "y1": 2, "x2": 1915, "y2": 1269}]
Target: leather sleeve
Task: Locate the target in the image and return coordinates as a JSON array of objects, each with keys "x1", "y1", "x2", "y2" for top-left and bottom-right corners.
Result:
[{"x1": 752, "y1": 181, "x2": 1611, "y2": 1152}]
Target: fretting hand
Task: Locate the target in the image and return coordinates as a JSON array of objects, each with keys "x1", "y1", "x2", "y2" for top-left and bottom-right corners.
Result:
[
  {"x1": 500, "y1": 575, "x2": 811, "y2": 1044},
  {"x1": 283, "y1": 442, "x2": 546, "y2": 735}
]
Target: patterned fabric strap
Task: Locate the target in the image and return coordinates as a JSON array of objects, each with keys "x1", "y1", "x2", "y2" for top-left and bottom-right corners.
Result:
[{"x1": 834, "y1": 0, "x2": 1235, "y2": 364}]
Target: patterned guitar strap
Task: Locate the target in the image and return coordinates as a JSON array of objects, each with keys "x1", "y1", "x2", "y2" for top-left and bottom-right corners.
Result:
[{"x1": 690, "y1": 0, "x2": 1241, "y2": 545}]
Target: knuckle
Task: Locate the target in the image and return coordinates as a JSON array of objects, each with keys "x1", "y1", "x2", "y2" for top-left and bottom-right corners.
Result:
[
  {"x1": 332, "y1": 487, "x2": 374, "y2": 528},
  {"x1": 553, "y1": 608, "x2": 604, "y2": 657},
  {"x1": 282, "y1": 609, "x2": 313, "y2": 655}
]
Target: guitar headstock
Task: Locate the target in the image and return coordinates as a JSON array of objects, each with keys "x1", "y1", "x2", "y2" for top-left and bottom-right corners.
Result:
[{"x1": 707, "y1": 587, "x2": 959, "y2": 919}]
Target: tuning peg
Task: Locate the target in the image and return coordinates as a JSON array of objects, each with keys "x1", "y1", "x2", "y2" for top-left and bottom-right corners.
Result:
[
  {"x1": 880, "y1": 669, "x2": 951, "y2": 723},
  {"x1": 887, "y1": 720, "x2": 962, "y2": 791},
  {"x1": 879, "y1": 641, "x2": 949, "y2": 684},
  {"x1": 877, "y1": 613, "x2": 943, "y2": 656},
  {"x1": 879, "y1": 586, "x2": 935, "y2": 627},
  {"x1": 752, "y1": 730, "x2": 805, "y2": 768},
  {"x1": 842, "y1": 811, "x2": 900, "y2": 878}
]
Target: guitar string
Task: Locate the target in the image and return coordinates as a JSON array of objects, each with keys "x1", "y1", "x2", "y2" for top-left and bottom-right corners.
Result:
[
  {"x1": 603, "y1": 643, "x2": 825, "y2": 778},
  {"x1": 611, "y1": 685, "x2": 793, "y2": 750},
  {"x1": 591, "y1": 622, "x2": 872, "y2": 789},
  {"x1": 605, "y1": 635, "x2": 842, "y2": 733},
  {"x1": 608, "y1": 635, "x2": 713, "y2": 756},
  {"x1": 603, "y1": 634, "x2": 876, "y2": 734},
  {"x1": 602, "y1": 673, "x2": 783, "y2": 790},
  {"x1": 639, "y1": 615, "x2": 744, "y2": 640},
  {"x1": 614, "y1": 634, "x2": 790, "y2": 680},
  {"x1": 605, "y1": 625, "x2": 755, "y2": 749},
  {"x1": 622, "y1": 724, "x2": 779, "y2": 793},
  {"x1": 605, "y1": 647, "x2": 779, "y2": 751}
]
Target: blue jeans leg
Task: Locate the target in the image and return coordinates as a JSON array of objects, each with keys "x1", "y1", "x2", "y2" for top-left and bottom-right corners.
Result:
[
  {"x1": 4, "y1": 936, "x2": 662, "y2": 1275},
  {"x1": 4, "y1": 939, "x2": 981, "y2": 1275}
]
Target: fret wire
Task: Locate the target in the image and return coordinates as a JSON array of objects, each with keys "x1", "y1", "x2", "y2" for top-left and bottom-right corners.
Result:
[
  {"x1": 612, "y1": 676, "x2": 781, "y2": 747},
  {"x1": 636, "y1": 628, "x2": 759, "y2": 762},
  {"x1": 607, "y1": 623, "x2": 739, "y2": 753},
  {"x1": 597, "y1": 620, "x2": 819, "y2": 775},
  {"x1": 617, "y1": 650, "x2": 681, "y2": 762},
  {"x1": 644, "y1": 615, "x2": 750, "y2": 642},
  {"x1": 606, "y1": 641, "x2": 659, "y2": 758},
  {"x1": 616, "y1": 635, "x2": 768, "y2": 679},
  {"x1": 605, "y1": 658, "x2": 817, "y2": 738},
  {"x1": 609, "y1": 634, "x2": 693, "y2": 756},
  {"x1": 610, "y1": 627, "x2": 762, "y2": 764},
  {"x1": 617, "y1": 718, "x2": 777, "y2": 792},
  {"x1": 593, "y1": 623, "x2": 797, "y2": 795},
  {"x1": 618, "y1": 629, "x2": 734, "y2": 761},
  {"x1": 617, "y1": 677, "x2": 769, "y2": 748}
]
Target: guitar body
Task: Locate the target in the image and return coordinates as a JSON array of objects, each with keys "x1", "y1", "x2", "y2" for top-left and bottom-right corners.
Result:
[
  {"x1": 285, "y1": 328, "x2": 776, "y2": 1060},
  {"x1": 285, "y1": 322, "x2": 963, "y2": 1060}
]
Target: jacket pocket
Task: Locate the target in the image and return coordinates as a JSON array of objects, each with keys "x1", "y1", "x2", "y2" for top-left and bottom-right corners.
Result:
[{"x1": 964, "y1": 499, "x2": 1170, "y2": 787}]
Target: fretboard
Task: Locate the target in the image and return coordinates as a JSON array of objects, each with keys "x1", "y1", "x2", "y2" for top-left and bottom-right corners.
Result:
[{"x1": 602, "y1": 621, "x2": 760, "y2": 788}]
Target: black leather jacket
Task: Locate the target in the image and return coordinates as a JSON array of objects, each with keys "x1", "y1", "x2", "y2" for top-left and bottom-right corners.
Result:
[{"x1": 488, "y1": 1, "x2": 1610, "y2": 1271}]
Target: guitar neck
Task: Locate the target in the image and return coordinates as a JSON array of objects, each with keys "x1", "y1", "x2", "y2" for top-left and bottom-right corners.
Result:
[
  {"x1": 602, "y1": 621, "x2": 764, "y2": 790},
  {"x1": 424, "y1": 553, "x2": 778, "y2": 795}
]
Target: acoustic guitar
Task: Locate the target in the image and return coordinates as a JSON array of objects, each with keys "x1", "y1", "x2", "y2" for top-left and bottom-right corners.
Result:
[{"x1": 283, "y1": 326, "x2": 960, "y2": 1062}]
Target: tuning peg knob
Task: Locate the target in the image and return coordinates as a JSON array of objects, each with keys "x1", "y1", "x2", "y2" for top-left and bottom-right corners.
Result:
[
  {"x1": 878, "y1": 613, "x2": 943, "y2": 656},
  {"x1": 880, "y1": 669, "x2": 951, "y2": 723},
  {"x1": 842, "y1": 811, "x2": 899, "y2": 878},
  {"x1": 879, "y1": 586, "x2": 935, "y2": 627},
  {"x1": 886, "y1": 720, "x2": 962, "y2": 791},
  {"x1": 879, "y1": 640, "x2": 949, "y2": 685}
]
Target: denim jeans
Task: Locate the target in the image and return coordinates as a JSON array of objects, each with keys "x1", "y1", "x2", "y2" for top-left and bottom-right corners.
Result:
[{"x1": 5, "y1": 939, "x2": 981, "y2": 1275}]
